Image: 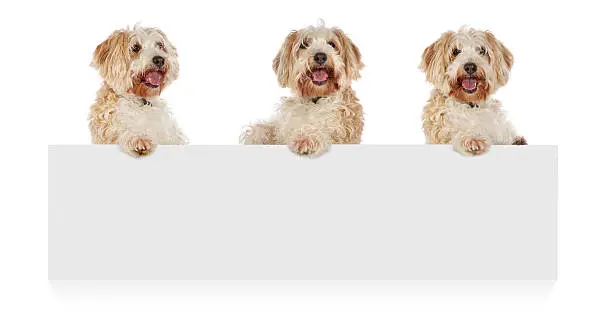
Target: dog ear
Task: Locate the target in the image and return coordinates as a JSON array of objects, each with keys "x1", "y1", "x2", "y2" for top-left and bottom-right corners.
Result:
[
  {"x1": 419, "y1": 31, "x2": 453, "y2": 86},
  {"x1": 485, "y1": 31, "x2": 514, "y2": 87},
  {"x1": 273, "y1": 30, "x2": 298, "y2": 88},
  {"x1": 332, "y1": 28, "x2": 364, "y2": 80},
  {"x1": 92, "y1": 30, "x2": 132, "y2": 93}
]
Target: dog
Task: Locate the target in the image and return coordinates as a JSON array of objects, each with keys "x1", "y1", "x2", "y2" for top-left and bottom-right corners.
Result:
[
  {"x1": 420, "y1": 26, "x2": 526, "y2": 156},
  {"x1": 89, "y1": 25, "x2": 187, "y2": 157},
  {"x1": 240, "y1": 21, "x2": 364, "y2": 157}
]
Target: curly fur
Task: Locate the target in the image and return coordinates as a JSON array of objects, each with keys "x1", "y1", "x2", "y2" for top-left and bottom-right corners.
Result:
[
  {"x1": 240, "y1": 21, "x2": 364, "y2": 157},
  {"x1": 89, "y1": 25, "x2": 187, "y2": 157},
  {"x1": 420, "y1": 27, "x2": 525, "y2": 156}
]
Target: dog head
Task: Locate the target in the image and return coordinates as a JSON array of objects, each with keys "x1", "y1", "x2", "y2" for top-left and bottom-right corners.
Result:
[
  {"x1": 92, "y1": 25, "x2": 179, "y2": 97},
  {"x1": 273, "y1": 21, "x2": 363, "y2": 98},
  {"x1": 419, "y1": 27, "x2": 513, "y2": 103}
]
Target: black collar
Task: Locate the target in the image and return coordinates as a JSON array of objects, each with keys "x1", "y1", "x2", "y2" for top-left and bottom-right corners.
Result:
[
  {"x1": 142, "y1": 98, "x2": 152, "y2": 106},
  {"x1": 311, "y1": 96, "x2": 323, "y2": 104},
  {"x1": 467, "y1": 102, "x2": 479, "y2": 108}
]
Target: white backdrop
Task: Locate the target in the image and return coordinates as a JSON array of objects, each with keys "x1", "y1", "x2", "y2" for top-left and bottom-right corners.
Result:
[
  {"x1": 2, "y1": 0, "x2": 612, "y2": 332},
  {"x1": 15, "y1": 0, "x2": 579, "y2": 145}
]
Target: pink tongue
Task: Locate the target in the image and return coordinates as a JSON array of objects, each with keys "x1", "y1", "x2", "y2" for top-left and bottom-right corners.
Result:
[
  {"x1": 462, "y1": 78, "x2": 477, "y2": 91},
  {"x1": 145, "y1": 71, "x2": 163, "y2": 86},
  {"x1": 312, "y1": 70, "x2": 329, "y2": 82}
]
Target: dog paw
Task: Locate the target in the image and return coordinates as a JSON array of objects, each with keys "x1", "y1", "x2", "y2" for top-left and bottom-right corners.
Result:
[
  {"x1": 512, "y1": 136, "x2": 528, "y2": 145},
  {"x1": 288, "y1": 134, "x2": 328, "y2": 157},
  {"x1": 455, "y1": 137, "x2": 490, "y2": 156},
  {"x1": 125, "y1": 136, "x2": 156, "y2": 157}
]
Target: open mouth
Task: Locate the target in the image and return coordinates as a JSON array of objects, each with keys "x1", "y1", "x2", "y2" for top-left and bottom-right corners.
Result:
[
  {"x1": 309, "y1": 68, "x2": 329, "y2": 86},
  {"x1": 141, "y1": 70, "x2": 165, "y2": 88},
  {"x1": 461, "y1": 77, "x2": 478, "y2": 94}
]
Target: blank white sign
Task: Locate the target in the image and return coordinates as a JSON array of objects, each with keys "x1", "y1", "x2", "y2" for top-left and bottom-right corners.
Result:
[{"x1": 48, "y1": 145, "x2": 557, "y2": 280}]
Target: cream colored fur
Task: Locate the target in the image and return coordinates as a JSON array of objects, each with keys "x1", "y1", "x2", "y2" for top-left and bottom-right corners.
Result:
[
  {"x1": 240, "y1": 21, "x2": 364, "y2": 157},
  {"x1": 89, "y1": 25, "x2": 187, "y2": 157},
  {"x1": 420, "y1": 27, "x2": 525, "y2": 156}
]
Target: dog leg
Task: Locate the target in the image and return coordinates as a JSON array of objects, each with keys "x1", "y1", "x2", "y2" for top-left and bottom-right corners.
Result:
[
  {"x1": 119, "y1": 132, "x2": 157, "y2": 157},
  {"x1": 512, "y1": 136, "x2": 528, "y2": 145},
  {"x1": 287, "y1": 128, "x2": 330, "y2": 157},
  {"x1": 240, "y1": 122, "x2": 278, "y2": 145},
  {"x1": 452, "y1": 132, "x2": 490, "y2": 156},
  {"x1": 495, "y1": 119, "x2": 525, "y2": 145}
]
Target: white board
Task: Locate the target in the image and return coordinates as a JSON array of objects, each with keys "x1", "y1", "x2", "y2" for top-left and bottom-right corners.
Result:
[{"x1": 48, "y1": 145, "x2": 557, "y2": 280}]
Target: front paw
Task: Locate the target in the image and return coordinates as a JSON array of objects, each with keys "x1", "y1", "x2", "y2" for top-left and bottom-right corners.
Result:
[
  {"x1": 512, "y1": 136, "x2": 528, "y2": 145},
  {"x1": 288, "y1": 133, "x2": 328, "y2": 157},
  {"x1": 124, "y1": 136, "x2": 156, "y2": 157},
  {"x1": 454, "y1": 136, "x2": 490, "y2": 156}
]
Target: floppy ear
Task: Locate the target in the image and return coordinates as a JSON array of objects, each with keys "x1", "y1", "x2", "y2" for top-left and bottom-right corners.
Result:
[
  {"x1": 419, "y1": 31, "x2": 453, "y2": 86},
  {"x1": 92, "y1": 30, "x2": 132, "y2": 93},
  {"x1": 273, "y1": 30, "x2": 298, "y2": 87},
  {"x1": 485, "y1": 31, "x2": 514, "y2": 87},
  {"x1": 332, "y1": 28, "x2": 364, "y2": 80}
]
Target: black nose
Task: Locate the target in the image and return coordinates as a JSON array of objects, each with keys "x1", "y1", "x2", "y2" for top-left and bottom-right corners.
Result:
[
  {"x1": 314, "y1": 52, "x2": 327, "y2": 65},
  {"x1": 152, "y1": 56, "x2": 165, "y2": 67},
  {"x1": 464, "y1": 62, "x2": 477, "y2": 75}
]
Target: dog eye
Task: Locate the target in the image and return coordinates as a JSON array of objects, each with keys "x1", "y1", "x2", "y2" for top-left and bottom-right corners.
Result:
[
  {"x1": 479, "y1": 47, "x2": 487, "y2": 56},
  {"x1": 131, "y1": 44, "x2": 141, "y2": 53},
  {"x1": 300, "y1": 39, "x2": 310, "y2": 49},
  {"x1": 157, "y1": 42, "x2": 166, "y2": 52},
  {"x1": 452, "y1": 48, "x2": 461, "y2": 56},
  {"x1": 328, "y1": 41, "x2": 336, "y2": 49}
]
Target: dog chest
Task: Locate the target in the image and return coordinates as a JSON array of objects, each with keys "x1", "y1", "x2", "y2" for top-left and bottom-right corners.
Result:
[
  {"x1": 115, "y1": 97, "x2": 177, "y2": 138},
  {"x1": 278, "y1": 97, "x2": 343, "y2": 128},
  {"x1": 444, "y1": 102, "x2": 513, "y2": 138}
]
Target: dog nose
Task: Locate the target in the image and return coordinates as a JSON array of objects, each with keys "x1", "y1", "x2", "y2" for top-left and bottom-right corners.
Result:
[
  {"x1": 152, "y1": 56, "x2": 165, "y2": 67},
  {"x1": 464, "y1": 62, "x2": 477, "y2": 75},
  {"x1": 314, "y1": 52, "x2": 327, "y2": 65}
]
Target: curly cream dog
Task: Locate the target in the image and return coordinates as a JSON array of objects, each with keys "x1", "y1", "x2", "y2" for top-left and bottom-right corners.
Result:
[
  {"x1": 240, "y1": 21, "x2": 364, "y2": 157},
  {"x1": 420, "y1": 27, "x2": 526, "y2": 156},
  {"x1": 89, "y1": 25, "x2": 187, "y2": 157}
]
